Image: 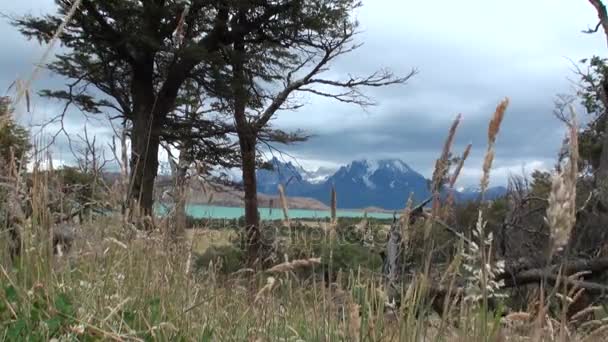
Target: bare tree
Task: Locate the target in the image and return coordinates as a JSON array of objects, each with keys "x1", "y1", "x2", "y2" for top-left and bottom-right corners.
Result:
[{"x1": 221, "y1": 1, "x2": 415, "y2": 261}]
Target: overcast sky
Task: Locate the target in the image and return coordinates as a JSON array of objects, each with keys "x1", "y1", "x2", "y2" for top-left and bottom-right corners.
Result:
[{"x1": 1, "y1": 0, "x2": 606, "y2": 187}]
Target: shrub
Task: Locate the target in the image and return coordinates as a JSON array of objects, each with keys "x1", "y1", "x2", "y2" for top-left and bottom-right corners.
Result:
[{"x1": 194, "y1": 244, "x2": 245, "y2": 274}]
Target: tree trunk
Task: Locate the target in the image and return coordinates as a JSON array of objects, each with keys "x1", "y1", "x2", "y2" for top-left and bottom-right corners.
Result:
[
  {"x1": 128, "y1": 60, "x2": 161, "y2": 220},
  {"x1": 231, "y1": 28, "x2": 261, "y2": 263},
  {"x1": 239, "y1": 132, "x2": 261, "y2": 263},
  {"x1": 173, "y1": 150, "x2": 189, "y2": 237},
  {"x1": 232, "y1": 66, "x2": 261, "y2": 261},
  {"x1": 130, "y1": 112, "x2": 160, "y2": 218}
]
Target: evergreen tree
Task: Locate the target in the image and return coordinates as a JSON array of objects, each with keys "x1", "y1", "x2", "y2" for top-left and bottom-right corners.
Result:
[{"x1": 11, "y1": 0, "x2": 264, "y2": 216}]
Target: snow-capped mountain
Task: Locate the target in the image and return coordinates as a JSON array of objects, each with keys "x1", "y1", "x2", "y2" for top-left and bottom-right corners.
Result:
[
  {"x1": 256, "y1": 158, "x2": 507, "y2": 210},
  {"x1": 316, "y1": 159, "x2": 431, "y2": 209},
  {"x1": 332, "y1": 159, "x2": 418, "y2": 190},
  {"x1": 302, "y1": 166, "x2": 334, "y2": 184}
]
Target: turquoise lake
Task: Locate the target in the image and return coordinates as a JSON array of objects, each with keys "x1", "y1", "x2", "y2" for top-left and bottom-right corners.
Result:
[{"x1": 181, "y1": 204, "x2": 395, "y2": 220}]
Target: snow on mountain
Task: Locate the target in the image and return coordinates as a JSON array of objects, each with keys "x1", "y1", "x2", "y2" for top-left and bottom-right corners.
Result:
[
  {"x1": 349, "y1": 159, "x2": 412, "y2": 190},
  {"x1": 462, "y1": 185, "x2": 482, "y2": 193},
  {"x1": 301, "y1": 166, "x2": 335, "y2": 184}
]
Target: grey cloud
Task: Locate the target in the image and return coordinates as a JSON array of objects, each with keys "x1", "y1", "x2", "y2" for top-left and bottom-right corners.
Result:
[
  {"x1": 268, "y1": 0, "x2": 605, "y2": 186},
  {"x1": 1, "y1": 0, "x2": 606, "y2": 187}
]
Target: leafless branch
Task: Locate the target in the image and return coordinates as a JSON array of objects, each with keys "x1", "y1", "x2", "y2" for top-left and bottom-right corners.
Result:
[
  {"x1": 583, "y1": 20, "x2": 602, "y2": 34},
  {"x1": 254, "y1": 30, "x2": 416, "y2": 131},
  {"x1": 553, "y1": 93, "x2": 577, "y2": 126}
]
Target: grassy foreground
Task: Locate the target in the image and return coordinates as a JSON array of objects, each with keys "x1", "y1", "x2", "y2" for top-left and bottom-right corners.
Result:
[{"x1": 2, "y1": 216, "x2": 606, "y2": 342}]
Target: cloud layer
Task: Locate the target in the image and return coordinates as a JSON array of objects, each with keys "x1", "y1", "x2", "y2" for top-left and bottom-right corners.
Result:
[{"x1": 1, "y1": 0, "x2": 606, "y2": 186}]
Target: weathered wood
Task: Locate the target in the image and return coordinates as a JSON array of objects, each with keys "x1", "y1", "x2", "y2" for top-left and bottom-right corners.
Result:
[{"x1": 383, "y1": 218, "x2": 403, "y2": 295}]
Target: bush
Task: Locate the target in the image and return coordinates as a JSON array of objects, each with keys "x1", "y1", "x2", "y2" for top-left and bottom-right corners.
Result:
[
  {"x1": 0, "y1": 97, "x2": 31, "y2": 173},
  {"x1": 192, "y1": 220, "x2": 384, "y2": 279},
  {"x1": 194, "y1": 244, "x2": 245, "y2": 274}
]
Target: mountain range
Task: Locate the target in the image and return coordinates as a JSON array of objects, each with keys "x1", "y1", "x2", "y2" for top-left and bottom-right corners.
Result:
[{"x1": 256, "y1": 158, "x2": 507, "y2": 210}]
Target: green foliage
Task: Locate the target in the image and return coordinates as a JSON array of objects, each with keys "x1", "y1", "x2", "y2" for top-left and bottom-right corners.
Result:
[
  {"x1": 0, "y1": 97, "x2": 31, "y2": 171},
  {"x1": 193, "y1": 220, "x2": 384, "y2": 277},
  {"x1": 194, "y1": 244, "x2": 245, "y2": 274},
  {"x1": 29, "y1": 166, "x2": 107, "y2": 220},
  {"x1": 530, "y1": 170, "x2": 551, "y2": 198},
  {"x1": 575, "y1": 56, "x2": 608, "y2": 172},
  {"x1": 185, "y1": 216, "x2": 242, "y2": 230},
  {"x1": 579, "y1": 56, "x2": 608, "y2": 116},
  {"x1": 335, "y1": 216, "x2": 394, "y2": 227},
  {"x1": 319, "y1": 241, "x2": 383, "y2": 273},
  {"x1": 454, "y1": 198, "x2": 509, "y2": 233},
  {"x1": 0, "y1": 284, "x2": 79, "y2": 341},
  {"x1": 0, "y1": 97, "x2": 32, "y2": 236},
  {"x1": 284, "y1": 223, "x2": 384, "y2": 277},
  {"x1": 454, "y1": 201, "x2": 481, "y2": 230},
  {"x1": 486, "y1": 198, "x2": 509, "y2": 229},
  {"x1": 56, "y1": 166, "x2": 100, "y2": 203}
]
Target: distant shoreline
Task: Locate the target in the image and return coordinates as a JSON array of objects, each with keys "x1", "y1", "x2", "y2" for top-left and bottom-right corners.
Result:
[
  {"x1": 176, "y1": 203, "x2": 396, "y2": 220},
  {"x1": 188, "y1": 201, "x2": 395, "y2": 214}
]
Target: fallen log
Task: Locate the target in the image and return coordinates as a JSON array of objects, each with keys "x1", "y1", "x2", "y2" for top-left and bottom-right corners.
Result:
[
  {"x1": 497, "y1": 257, "x2": 608, "y2": 293},
  {"x1": 502, "y1": 271, "x2": 608, "y2": 294},
  {"x1": 392, "y1": 256, "x2": 608, "y2": 321}
]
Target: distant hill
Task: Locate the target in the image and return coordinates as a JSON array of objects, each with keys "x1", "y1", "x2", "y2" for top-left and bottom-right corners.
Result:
[
  {"x1": 102, "y1": 170, "x2": 329, "y2": 211},
  {"x1": 183, "y1": 183, "x2": 329, "y2": 210},
  {"x1": 256, "y1": 158, "x2": 507, "y2": 210}
]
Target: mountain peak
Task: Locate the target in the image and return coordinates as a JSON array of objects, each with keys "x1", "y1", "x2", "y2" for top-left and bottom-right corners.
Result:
[
  {"x1": 378, "y1": 159, "x2": 412, "y2": 173},
  {"x1": 333, "y1": 158, "x2": 423, "y2": 193},
  {"x1": 347, "y1": 158, "x2": 412, "y2": 174}
]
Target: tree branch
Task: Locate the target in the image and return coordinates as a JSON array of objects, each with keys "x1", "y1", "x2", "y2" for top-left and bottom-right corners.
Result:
[{"x1": 587, "y1": 0, "x2": 608, "y2": 48}]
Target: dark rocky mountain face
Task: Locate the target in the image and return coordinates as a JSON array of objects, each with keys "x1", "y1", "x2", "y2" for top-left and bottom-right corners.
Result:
[{"x1": 256, "y1": 158, "x2": 507, "y2": 210}]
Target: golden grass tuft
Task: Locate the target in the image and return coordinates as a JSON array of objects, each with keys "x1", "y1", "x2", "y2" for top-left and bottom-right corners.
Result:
[
  {"x1": 266, "y1": 257, "x2": 322, "y2": 273},
  {"x1": 432, "y1": 113, "x2": 462, "y2": 195},
  {"x1": 480, "y1": 98, "x2": 510, "y2": 196},
  {"x1": 254, "y1": 276, "x2": 277, "y2": 303},
  {"x1": 347, "y1": 301, "x2": 361, "y2": 342},
  {"x1": 430, "y1": 113, "x2": 462, "y2": 222},
  {"x1": 488, "y1": 98, "x2": 509, "y2": 143}
]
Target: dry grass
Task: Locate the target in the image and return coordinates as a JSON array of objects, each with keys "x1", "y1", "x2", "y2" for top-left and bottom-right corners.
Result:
[
  {"x1": 266, "y1": 257, "x2": 322, "y2": 273},
  {"x1": 2, "y1": 177, "x2": 606, "y2": 341},
  {"x1": 185, "y1": 228, "x2": 235, "y2": 254}
]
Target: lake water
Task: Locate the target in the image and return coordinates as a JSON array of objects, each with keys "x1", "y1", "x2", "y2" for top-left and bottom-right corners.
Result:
[{"x1": 183, "y1": 204, "x2": 395, "y2": 220}]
